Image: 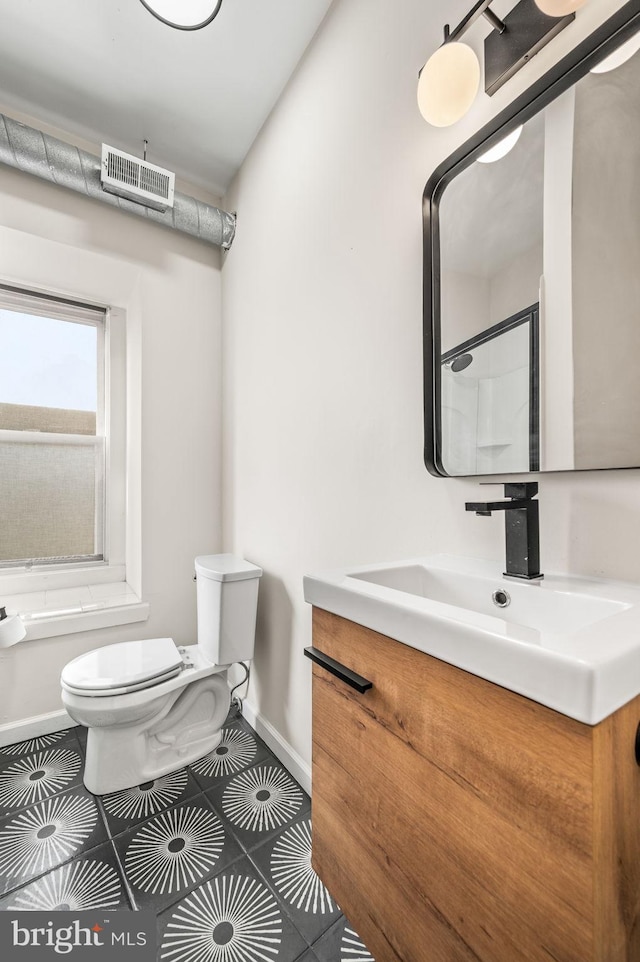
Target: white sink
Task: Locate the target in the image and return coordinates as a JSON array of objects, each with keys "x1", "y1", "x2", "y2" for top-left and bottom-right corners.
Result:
[
  {"x1": 303, "y1": 555, "x2": 640, "y2": 724},
  {"x1": 350, "y1": 564, "x2": 627, "y2": 634}
]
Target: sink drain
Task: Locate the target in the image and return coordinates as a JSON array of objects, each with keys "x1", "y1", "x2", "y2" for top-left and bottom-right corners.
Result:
[{"x1": 492, "y1": 588, "x2": 511, "y2": 608}]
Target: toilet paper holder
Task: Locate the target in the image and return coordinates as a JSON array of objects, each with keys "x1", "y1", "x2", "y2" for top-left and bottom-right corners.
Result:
[{"x1": 0, "y1": 606, "x2": 26, "y2": 648}]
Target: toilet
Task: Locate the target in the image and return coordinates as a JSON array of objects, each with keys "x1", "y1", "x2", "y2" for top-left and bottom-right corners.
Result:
[{"x1": 60, "y1": 554, "x2": 262, "y2": 795}]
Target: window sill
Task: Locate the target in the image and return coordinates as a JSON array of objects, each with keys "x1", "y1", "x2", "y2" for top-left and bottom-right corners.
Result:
[{"x1": 3, "y1": 583, "x2": 150, "y2": 641}]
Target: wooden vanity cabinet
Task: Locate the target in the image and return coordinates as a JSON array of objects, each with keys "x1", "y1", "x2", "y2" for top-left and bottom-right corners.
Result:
[{"x1": 310, "y1": 607, "x2": 640, "y2": 962}]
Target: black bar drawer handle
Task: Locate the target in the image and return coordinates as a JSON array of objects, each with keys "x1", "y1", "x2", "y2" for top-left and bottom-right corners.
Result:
[{"x1": 304, "y1": 646, "x2": 373, "y2": 694}]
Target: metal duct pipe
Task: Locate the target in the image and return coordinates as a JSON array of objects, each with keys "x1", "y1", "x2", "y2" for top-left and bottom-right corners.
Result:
[{"x1": 0, "y1": 113, "x2": 235, "y2": 250}]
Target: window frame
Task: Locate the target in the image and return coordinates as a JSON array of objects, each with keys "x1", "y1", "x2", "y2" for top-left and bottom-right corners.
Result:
[{"x1": 0, "y1": 285, "x2": 143, "y2": 630}]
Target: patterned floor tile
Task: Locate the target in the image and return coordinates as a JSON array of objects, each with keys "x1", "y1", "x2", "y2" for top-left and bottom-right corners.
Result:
[
  {"x1": 0, "y1": 723, "x2": 372, "y2": 962},
  {"x1": 114, "y1": 795, "x2": 243, "y2": 914},
  {"x1": 189, "y1": 721, "x2": 274, "y2": 791},
  {"x1": 0, "y1": 785, "x2": 109, "y2": 897},
  {"x1": 156, "y1": 855, "x2": 308, "y2": 962},
  {"x1": 206, "y1": 761, "x2": 310, "y2": 853},
  {"x1": 0, "y1": 743, "x2": 85, "y2": 815},
  {"x1": 312, "y1": 918, "x2": 376, "y2": 962},
  {"x1": 0, "y1": 841, "x2": 131, "y2": 911},
  {"x1": 98, "y1": 768, "x2": 202, "y2": 837},
  {"x1": 250, "y1": 815, "x2": 341, "y2": 946}
]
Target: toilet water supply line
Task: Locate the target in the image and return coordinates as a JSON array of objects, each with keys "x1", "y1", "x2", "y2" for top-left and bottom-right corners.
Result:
[
  {"x1": 0, "y1": 112, "x2": 236, "y2": 250},
  {"x1": 230, "y1": 661, "x2": 251, "y2": 712}
]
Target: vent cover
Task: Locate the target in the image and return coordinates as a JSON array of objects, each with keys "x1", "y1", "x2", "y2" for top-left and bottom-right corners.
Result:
[{"x1": 100, "y1": 144, "x2": 175, "y2": 211}]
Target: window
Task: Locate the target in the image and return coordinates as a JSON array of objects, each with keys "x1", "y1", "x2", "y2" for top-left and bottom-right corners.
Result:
[
  {"x1": 0, "y1": 285, "x2": 105, "y2": 567},
  {"x1": 0, "y1": 282, "x2": 147, "y2": 638}
]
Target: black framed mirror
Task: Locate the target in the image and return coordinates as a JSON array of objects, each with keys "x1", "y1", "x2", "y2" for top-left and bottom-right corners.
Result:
[{"x1": 424, "y1": 0, "x2": 640, "y2": 477}]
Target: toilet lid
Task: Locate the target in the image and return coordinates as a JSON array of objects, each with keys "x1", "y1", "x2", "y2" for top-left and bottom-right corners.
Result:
[{"x1": 61, "y1": 638, "x2": 183, "y2": 692}]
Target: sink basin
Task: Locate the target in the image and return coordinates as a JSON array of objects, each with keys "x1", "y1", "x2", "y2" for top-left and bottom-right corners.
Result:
[
  {"x1": 350, "y1": 564, "x2": 628, "y2": 634},
  {"x1": 303, "y1": 555, "x2": 640, "y2": 724}
]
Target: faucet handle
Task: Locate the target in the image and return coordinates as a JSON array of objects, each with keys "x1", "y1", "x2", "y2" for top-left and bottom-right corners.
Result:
[{"x1": 504, "y1": 482, "x2": 538, "y2": 500}]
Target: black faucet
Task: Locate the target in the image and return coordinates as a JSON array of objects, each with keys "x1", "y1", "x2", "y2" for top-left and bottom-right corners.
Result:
[{"x1": 465, "y1": 482, "x2": 543, "y2": 581}]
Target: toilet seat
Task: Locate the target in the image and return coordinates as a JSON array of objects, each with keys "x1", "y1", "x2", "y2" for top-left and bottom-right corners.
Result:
[{"x1": 61, "y1": 637, "x2": 184, "y2": 698}]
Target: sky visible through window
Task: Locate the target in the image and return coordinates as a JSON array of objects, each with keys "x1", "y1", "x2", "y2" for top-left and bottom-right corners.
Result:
[{"x1": 0, "y1": 310, "x2": 97, "y2": 412}]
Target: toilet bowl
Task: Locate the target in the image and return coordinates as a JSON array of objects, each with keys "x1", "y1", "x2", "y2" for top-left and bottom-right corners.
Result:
[{"x1": 60, "y1": 554, "x2": 262, "y2": 795}]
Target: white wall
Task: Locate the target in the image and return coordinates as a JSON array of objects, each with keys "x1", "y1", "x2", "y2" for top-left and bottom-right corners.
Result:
[
  {"x1": 441, "y1": 246, "x2": 541, "y2": 353},
  {"x1": 0, "y1": 114, "x2": 224, "y2": 728},
  {"x1": 441, "y1": 269, "x2": 490, "y2": 352},
  {"x1": 489, "y1": 243, "x2": 542, "y2": 327},
  {"x1": 542, "y1": 88, "x2": 576, "y2": 470},
  {"x1": 572, "y1": 58, "x2": 640, "y2": 469},
  {"x1": 222, "y1": 0, "x2": 635, "y2": 781}
]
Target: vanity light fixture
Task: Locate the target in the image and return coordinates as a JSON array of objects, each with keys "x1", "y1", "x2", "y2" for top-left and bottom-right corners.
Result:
[
  {"x1": 417, "y1": 41, "x2": 481, "y2": 127},
  {"x1": 138, "y1": 0, "x2": 223, "y2": 30},
  {"x1": 590, "y1": 30, "x2": 640, "y2": 73},
  {"x1": 418, "y1": 0, "x2": 585, "y2": 127},
  {"x1": 477, "y1": 124, "x2": 524, "y2": 162}
]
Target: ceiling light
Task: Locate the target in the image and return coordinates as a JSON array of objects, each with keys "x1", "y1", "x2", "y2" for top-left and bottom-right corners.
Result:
[
  {"x1": 477, "y1": 125, "x2": 524, "y2": 162},
  {"x1": 590, "y1": 31, "x2": 640, "y2": 74},
  {"x1": 418, "y1": 0, "x2": 581, "y2": 127},
  {"x1": 534, "y1": 0, "x2": 587, "y2": 16},
  {"x1": 138, "y1": 0, "x2": 223, "y2": 30},
  {"x1": 418, "y1": 43, "x2": 480, "y2": 127}
]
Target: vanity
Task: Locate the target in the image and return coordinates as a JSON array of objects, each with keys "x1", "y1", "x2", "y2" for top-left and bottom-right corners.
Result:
[
  {"x1": 303, "y1": 557, "x2": 640, "y2": 962},
  {"x1": 304, "y1": 5, "x2": 640, "y2": 955}
]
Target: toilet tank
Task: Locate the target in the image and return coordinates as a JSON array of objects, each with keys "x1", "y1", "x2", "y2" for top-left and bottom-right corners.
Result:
[{"x1": 195, "y1": 554, "x2": 262, "y2": 665}]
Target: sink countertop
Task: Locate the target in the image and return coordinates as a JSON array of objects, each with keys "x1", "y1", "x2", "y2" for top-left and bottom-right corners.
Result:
[{"x1": 303, "y1": 554, "x2": 640, "y2": 725}]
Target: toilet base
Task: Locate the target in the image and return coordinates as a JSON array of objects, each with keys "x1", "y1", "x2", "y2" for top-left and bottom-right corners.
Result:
[{"x1": 81, "y1": 673, "x2": 231, "y2": 795}]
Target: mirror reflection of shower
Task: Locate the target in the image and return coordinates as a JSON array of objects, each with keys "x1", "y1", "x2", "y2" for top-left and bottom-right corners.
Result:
[
  {"x1": 440, "y1": 306, "x2": 539, "y2": 476},
  {"x1": 449, "y1": 353, "x2": 474, "y2": 373}
]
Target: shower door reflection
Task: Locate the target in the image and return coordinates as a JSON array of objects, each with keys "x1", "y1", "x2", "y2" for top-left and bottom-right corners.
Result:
[{"x1": 440, "y1": 305, "x2": 539, "y2": 476}]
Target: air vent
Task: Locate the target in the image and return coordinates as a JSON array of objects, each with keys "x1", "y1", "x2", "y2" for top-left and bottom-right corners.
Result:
[{"x1": 100, "y1": 144, "x2": 175, "y2": 211}]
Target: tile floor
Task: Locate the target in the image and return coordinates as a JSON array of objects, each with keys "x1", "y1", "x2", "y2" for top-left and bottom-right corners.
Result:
[{"x1": 0, "y1": 714, "x2": 376, "y2": 962}]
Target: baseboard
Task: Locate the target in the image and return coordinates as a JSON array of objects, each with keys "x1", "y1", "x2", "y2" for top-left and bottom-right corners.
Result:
[
  {"x1": 0, "y1": 709, "x2": 78, "y2": 749},
  {"x1": 240, "y1": 700, "x2": 311, "y2": 796},
  {"x1": 0, "y1": 703, "x2": 312, "y2": 796}
]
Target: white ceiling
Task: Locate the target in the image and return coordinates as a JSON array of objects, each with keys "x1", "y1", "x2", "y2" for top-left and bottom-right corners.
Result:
[{"x1": 0, "y1": 0, "x2": 334, "y2": 196}]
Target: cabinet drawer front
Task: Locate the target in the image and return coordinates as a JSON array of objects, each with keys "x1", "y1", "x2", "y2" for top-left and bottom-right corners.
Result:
[{"x1": 311, "y1": 607, "x2": 594, "y2": 962}]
